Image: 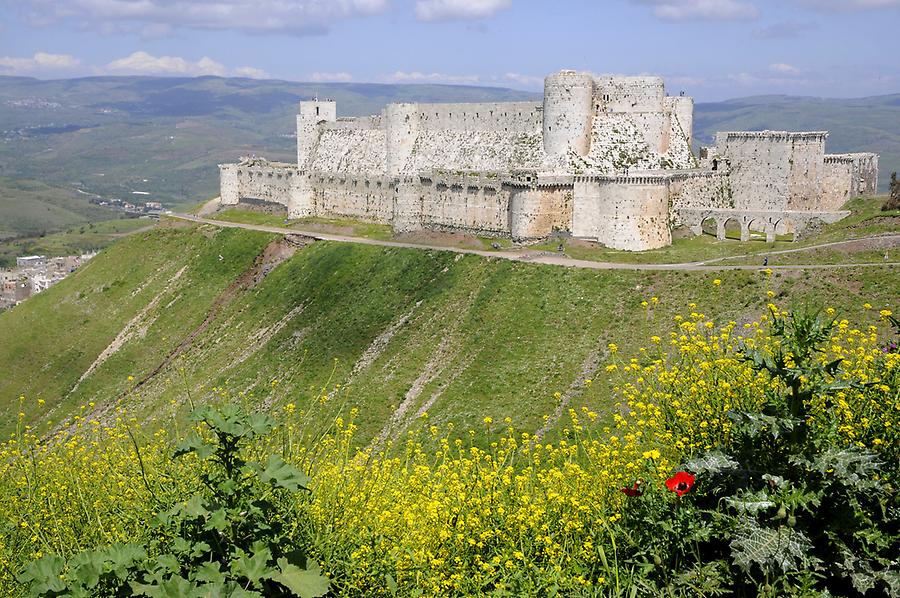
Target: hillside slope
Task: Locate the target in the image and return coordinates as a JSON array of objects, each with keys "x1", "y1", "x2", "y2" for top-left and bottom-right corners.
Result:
[
  {"x1": 0, "y1": 177, "x2": 124, "y2": 240},
  {"x1": 2, "y1": 221, "x2": 896, "y2": 443}
]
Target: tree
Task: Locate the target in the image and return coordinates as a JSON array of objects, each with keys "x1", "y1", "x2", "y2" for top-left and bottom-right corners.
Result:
[{"x1": 884, "y1": 171, "x2": 900, "y2": 211}]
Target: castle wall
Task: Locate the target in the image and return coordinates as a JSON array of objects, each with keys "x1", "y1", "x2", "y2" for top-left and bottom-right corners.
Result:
[
  {"x1": 415, "y1": 102, "x2": 542, "y2": 133},
  {"x1": 571, "y1": 175, "x2": 671, "y2": 251},
  {"x1": 821, "y1": 153, "x2": 880, "y2": 210},
  {"x1": 310, "y1": 174, "x2": 394, "y2": 223},
  {"x1": 417, "y1": 173, "x2": 511, "y2": 236},
  {"x1": 594, "y1": 76, "x2": 666, "y2": 113},
  {"x1": 714, "y1": 132, "x2": 827, "y2": 212},
  {"x1": 218, "y1": 162, "x2": 297, "y2": 205},
  {"x1": 821, "y1": 156, "x2": 855, "y2": 211},
  {"x1": 407, "y1": 131, "x2": 544, "y2": 173},
  {"x1": 787, "y1": 135, "x2": 826, "y2": 210},
  {"x1": 509, "y1": 182, "x2": 574, "y2": 240},
  {"x1": 309, "y1": 128, "x2": 387, "y2": 175},
  {"x1": 669, "y1": 172, "x2": 733, "y2": 212},
  {"x1": 851, "y1": 153, "x2": 879, "y2": 196}
]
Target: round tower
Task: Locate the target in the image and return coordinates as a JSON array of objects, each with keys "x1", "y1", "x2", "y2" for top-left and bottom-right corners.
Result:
[
  {"x1": 385, "y1": 103, "x2": 421, "y2": 176},
  {"x1": 542, "y1": 70, "x2": 594, "y2": 157}
]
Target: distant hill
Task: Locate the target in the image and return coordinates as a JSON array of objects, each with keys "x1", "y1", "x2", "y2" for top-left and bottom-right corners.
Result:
[
  {"x1": 1, "y1": 76, "x2": 897, "y2": 210},
  {"x1": 694, "y1": 94, "x2": 900, "y2": 192},
  {"x1": 0, "y1": 76, "x2": 539, "y2": 209}
]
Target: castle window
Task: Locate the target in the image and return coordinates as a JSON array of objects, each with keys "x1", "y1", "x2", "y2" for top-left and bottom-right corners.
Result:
[{"x1": 316, "y1": 106, "x2": 320, "y2": 116}]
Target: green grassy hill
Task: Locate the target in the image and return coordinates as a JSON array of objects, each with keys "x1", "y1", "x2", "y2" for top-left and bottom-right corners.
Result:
[
  {"x1": 2, "y1": 220, "x2": 896, "y2": 444},
  {"x1": 0, "y1": 177, "x2": 124, "y2": 238}
]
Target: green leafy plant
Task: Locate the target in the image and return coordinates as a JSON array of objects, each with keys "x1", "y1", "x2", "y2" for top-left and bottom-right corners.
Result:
[{"x1": 19, "y1": 405, "x2": 330, "y2": 598}]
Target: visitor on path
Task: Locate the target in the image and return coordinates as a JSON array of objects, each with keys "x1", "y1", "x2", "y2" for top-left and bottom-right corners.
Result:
[{"x1": 763, "y1": 257, "x2": 768, "y2": 267}]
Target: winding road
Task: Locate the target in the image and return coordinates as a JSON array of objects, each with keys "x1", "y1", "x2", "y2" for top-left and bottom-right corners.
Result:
[{"x1": 171, "y1": 213, "x2": 900, "y2": 273}]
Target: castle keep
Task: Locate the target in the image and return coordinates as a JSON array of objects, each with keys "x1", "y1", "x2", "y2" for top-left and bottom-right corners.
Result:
[{"x1": 220, "y1": 70, "x2": 879, "y2": 251}]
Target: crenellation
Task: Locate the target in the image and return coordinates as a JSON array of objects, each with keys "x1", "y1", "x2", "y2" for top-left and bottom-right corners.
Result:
[{"x1": 221, "y1": 71, "x2": 877, "y2": 251}]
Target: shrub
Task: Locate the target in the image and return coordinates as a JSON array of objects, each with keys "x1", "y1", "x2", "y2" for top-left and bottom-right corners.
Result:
[
  {"x1": 17, "y1": 405, "x2": 329, "y2": 597},
  {"x1": 885, "y1": 172, "x2": 900, "y2": 211}
]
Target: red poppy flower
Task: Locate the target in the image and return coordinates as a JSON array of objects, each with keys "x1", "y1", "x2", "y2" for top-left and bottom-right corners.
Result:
[
  {"x1": 621, "y1": 482, "x2": 642, "y2": 497},
  {"x1": 665, "y1": 471, "x2": 695, "y2": 497}
]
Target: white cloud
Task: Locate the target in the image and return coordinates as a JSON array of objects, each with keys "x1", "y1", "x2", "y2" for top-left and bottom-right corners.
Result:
[
  {"x1": 15, "y1": 0, "x2": 391, "y2": 35},
  {"x1": 502, "y1": 72, "x2": 543, "y2": 88},
  {"x1": 769, "y1": 63, "x2": 801, "y2": 75},
  {"x1": 388, "y1": 71, "x2": 482, "y2": 85},
  {"x1": 415, "y1": 0, "x2": 511, "y2": 21},
  {"x1": 105, "y1": 52, "x2": 229, "y2": 76},
  {"x1": 309, "y1": 71, "x2": 353, "y2": 82},
  {"x1": 635, "y1": 0, "x2": 760, "y2": 21},
  {"x1": 0, "y1": 52, "x2": 81, "y2": 74},
  {"x1": 234, "y1": 66, "x2": 270, "y2": 79}
]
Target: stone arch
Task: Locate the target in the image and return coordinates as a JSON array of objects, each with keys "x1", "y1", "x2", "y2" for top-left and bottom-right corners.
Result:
[{"x1": 721, "y1": 216, "x2": 742, "y2": 241}]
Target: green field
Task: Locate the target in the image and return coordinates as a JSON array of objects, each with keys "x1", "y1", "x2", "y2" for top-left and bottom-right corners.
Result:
[
  {"x1": 0, "y1": 217, "x2": 151, "y2": 267},
  {"x1": 1, "y1": 220, "x2": 895, "y2": 443},
  {"x1": 0, "y1": 177, "x2": 124, "y2": 236}
]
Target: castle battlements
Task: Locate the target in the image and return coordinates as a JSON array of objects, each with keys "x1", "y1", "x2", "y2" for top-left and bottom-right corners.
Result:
[{"x1": 220, "y1": 70, "x2": 878, "y2": 251}]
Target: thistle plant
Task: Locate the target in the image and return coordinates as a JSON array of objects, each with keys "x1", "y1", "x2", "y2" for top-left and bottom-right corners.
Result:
[{"x1": 643, "y1": 308, "x2": 900, "y2": 597}]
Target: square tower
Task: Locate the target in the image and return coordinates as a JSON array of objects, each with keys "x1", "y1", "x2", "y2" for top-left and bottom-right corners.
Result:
[{"x1": 297, "y1": 99, "x2": 336, "y2": 168}]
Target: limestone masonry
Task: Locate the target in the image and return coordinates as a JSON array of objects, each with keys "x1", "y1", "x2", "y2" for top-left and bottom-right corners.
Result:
[{"x1": 219, "y1": 70, "x2": 879, "y2": 251}]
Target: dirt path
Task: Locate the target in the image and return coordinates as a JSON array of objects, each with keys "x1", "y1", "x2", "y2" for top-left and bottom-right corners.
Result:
[{"x1": 171, "y1": 213, "x2": 900, "y2": 272}]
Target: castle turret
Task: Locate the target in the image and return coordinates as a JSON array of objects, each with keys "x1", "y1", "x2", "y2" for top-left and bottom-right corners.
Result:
[
  {"x1": 385, "y1": 103, "x2": 421, "y2": 176},
  {"x1": 297, "y1": 100, "x2": 336, "y2": 169},
  {"x1": 542, "y1": 70, "x2": 594, "y2": 157}
]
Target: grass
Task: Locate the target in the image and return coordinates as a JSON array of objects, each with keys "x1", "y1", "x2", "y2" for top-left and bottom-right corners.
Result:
[
  {"x1": 214, "y1": 209, "x2": 394, "y2": 240},
  {"x1": 1, "y1": 222, "x2": 896, "y2": 446},
  {"x1": 0, "y1": 177, "x2": 122, "y2": 238}
]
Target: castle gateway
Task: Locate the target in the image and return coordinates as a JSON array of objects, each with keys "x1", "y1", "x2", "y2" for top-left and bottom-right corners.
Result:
[{"x1": 220, "y1": 70, "x2": 878, "y2": 251}]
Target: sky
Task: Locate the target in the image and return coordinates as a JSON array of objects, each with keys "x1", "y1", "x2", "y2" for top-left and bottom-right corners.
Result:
[{"x1": 0, "y1": 0, "x2": 897, "y2": 101}]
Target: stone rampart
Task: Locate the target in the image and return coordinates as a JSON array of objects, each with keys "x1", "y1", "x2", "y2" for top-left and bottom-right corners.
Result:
[
  {"x1": 571, "y1": 174, "x2": 672, "y2": 251},
  {"x1": 713, "y1": 131, "x2": 828, "y2": 212},
  {"x1": 594, "y1": 76, "x2": 666, "y2": 113},
  {"x1": 218, "y1": 71, "x2": 877, "y2": 252},
  {"x1": 415, "y1": 102, "x2": 542, "y2": 133},
  {"x1": 219, "y1": 160, "x2": 301, "y2": 207},
  {"x1": 309, "y1": 173, "x2": 394, "y2": 223}
]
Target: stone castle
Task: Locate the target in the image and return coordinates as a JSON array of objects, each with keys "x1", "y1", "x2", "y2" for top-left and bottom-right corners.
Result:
[{"x1": 220, "y1": 70, "x2": 879, "y2": 251}]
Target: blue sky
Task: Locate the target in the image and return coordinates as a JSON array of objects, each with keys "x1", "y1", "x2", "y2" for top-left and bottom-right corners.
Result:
[{"x1": 0, "y1": 0, "x2": 897, "y2": 101}]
